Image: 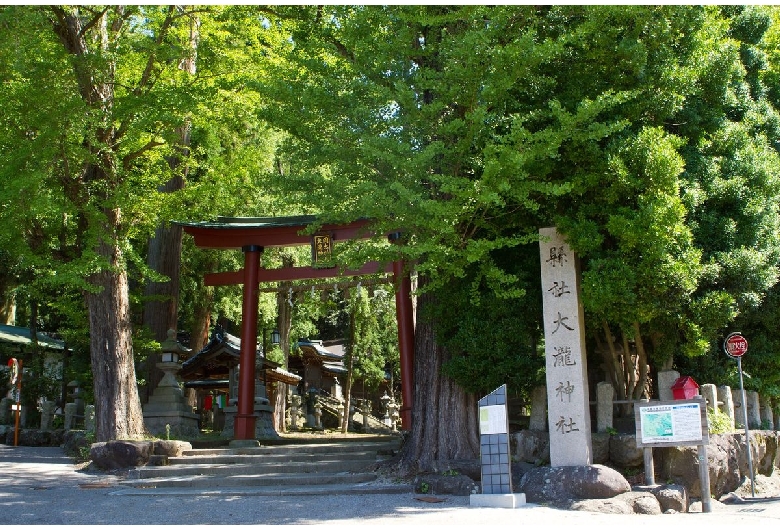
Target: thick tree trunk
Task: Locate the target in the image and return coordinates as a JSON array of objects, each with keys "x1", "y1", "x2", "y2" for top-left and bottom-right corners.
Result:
[
  {"x1": 86, "y1": 222, "x2": 145, "y2": 442},
  {"x1": 0, "y1": 293, "x2": 15, "y2": 325},
  {"x1": 141, "y1": 214, "x2": 183, "y2": 403},
  {"x1": 188, "y1": 284, "x2": 213, "y2": 352},
  {"x1": 396, "y1": 275, "x2": 479, "y2": 475},
  {"x1": 142, "y1": 196, "x2": 183, "y2": 343}
]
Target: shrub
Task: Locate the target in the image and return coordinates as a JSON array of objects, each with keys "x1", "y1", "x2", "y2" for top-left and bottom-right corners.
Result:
[{"x1": 708, "y1": 407, "x2": 733, "y2": 434}]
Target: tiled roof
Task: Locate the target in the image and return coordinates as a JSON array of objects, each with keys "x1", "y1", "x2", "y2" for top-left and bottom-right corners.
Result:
[{"x1": 0, "y1": 325, "x2": 65, "y2": 350}]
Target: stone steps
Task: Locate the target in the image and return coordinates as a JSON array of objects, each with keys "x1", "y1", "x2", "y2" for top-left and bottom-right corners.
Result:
[
  {"x1": 121, "y1": 435, "x2": 408, "y2": 495},
  {"x1": 181, "y1": 441, "x2": 398, "y2": 456}
]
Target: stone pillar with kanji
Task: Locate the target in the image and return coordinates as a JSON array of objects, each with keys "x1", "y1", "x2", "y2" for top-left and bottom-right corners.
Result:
[{"x1": 539, "y1": 227, "x2": 592, "y2": 466}]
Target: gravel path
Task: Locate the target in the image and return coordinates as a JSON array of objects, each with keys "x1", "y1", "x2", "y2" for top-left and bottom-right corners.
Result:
[{"x1": 3, "y1": 444, "x2": 780, "y2": 528}]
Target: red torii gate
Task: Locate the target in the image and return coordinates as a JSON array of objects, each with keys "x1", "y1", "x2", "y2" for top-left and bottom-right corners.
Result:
[{"x1": 178, "y1": 215, "x2": 414, "y2": 440}]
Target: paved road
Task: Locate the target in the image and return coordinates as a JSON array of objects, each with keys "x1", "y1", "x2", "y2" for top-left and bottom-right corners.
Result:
[{"x1": 2, "y1": 444, "x2": 780, "y2": 528}]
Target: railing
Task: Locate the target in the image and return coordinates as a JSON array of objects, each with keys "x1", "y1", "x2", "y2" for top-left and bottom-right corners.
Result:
[{"x1": 298, "y1": 391, "x2": 392, "y2": 433}]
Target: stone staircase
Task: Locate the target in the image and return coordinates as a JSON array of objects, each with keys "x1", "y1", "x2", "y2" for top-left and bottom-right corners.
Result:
[
  {"x1": 120, "y1": 435, "x2": 410, "y2": 496},
  {"x1": 316, "y1": 395, "x2": 393, "y2": 433}
]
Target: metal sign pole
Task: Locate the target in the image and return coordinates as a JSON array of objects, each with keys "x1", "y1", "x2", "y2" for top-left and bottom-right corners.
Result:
[
  {"x1": 737, "y1": 356, "x2": 755, "y2": 498},
  {"x1": 12, "y1": 359, "x2": 22, "y2": 447}
]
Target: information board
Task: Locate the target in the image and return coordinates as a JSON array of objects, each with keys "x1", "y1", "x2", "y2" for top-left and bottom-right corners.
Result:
[
  {"x1": 477, "y1": 385, "x2": 512, "y2": 495},
  {"x1": 635, "y1": 398, "x2": 708, "y2": 448},
  {"x1": 479, "y1": 404, "x2": 508, "y2": 435}
]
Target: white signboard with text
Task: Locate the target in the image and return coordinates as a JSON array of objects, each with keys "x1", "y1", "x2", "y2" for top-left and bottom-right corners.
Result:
[{"x1": 635, "y1": 398, "x2": 708, "y2": 448}]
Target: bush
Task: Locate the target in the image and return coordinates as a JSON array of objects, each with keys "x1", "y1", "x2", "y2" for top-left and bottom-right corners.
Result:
[{"x1": 708, "y1": 407, "x2": 733, "y2": 434}]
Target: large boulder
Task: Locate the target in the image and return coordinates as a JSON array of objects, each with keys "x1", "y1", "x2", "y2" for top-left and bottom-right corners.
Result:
[
  {"x1": 659, "y1": 434, "x2": 745, "y2": 497},
  {"x1": 656, "y1": 484, "x2": 689, "y2": 513},
  {"x1": 753, "y1": 431, "x2": 780, "y2": 474},
  {"x1": 614, "y1": 491, "x2": 663, "y2": 514},
  {"x1": 153, "y1": 439, "x2": 191, "y2": 457},
  {"x1": 518, "y1": 464, "x2": 631, "y2": 504},
  {"x1": 90, "y1": 440, "x2": 153, "y2": 470},
  {"x1": 566, "y1": 498, "x2": 634, "y2": 514}
]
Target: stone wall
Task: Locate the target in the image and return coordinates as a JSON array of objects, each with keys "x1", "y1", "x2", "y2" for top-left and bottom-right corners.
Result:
[
  {"x1": 512, "y1": 429, "x2": 780, "y2": 498},
  {"x1": 524, "y1": 376, "x2": 779, "y2": 437}
]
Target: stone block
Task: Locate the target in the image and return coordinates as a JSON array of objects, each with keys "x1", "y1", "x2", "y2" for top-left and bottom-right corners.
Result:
[
  {"x1": 591, "y1": 432, "x2": 610, "y2": 464},
  {"x1": 747, "y1": 391, "x2": 761, "y2": 429},
  {"x1": 470, "y1": 493, "x2": 525, "y2": 508},
  {"x1": 596, "y1": 381, "x2": 614, "y2": 433},
  {"x1": 609, "y1": 433, "x2": 643, "y2": 468},
  {"x1": 511, "y1": 430, "x2": 549, "y2": 464},
  {"x1": 732, "y1": 388, "x2": 746, "y2": 428},
  {"x1": 528, "y1": 386, "x2": 547, "y2": 431},
  {"x1": 760, "y1": 395, "x2": 774, "y2": 430},
  {"x1": 717, "y1": 386, "x2": 735, "y2": 431},
  {"x1": 657, "y1": 370, "x2": 680, "y2": 402},
  {"x1": 700, "y1": 384, "x2": 717, "y2": 410}
]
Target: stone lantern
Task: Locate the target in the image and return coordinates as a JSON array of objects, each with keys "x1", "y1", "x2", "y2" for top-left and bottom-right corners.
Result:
[
  {"x1": 380, "y1": 392, "x2": 392, "y2": 427},
  {"x1": 142, "y1": 329, "x2": 198, "y2": 438}
]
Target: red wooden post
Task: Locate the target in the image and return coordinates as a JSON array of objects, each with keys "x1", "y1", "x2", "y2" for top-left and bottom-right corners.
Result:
[
  {"x1": 393, "y1": 259, "x2": 414, "y2": 430},
  {"x1": 234, "y1": 245, "x2": 262, "y2": 440},
  {"x1": 14, "y1": 359, "x2": 22, "y2": 447}
]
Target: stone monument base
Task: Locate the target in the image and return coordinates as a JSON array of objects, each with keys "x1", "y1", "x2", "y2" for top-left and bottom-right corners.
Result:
[
  {"x1": 470, "y1": 493, "x2": 526, "y2": 508},
  {"x1": 221, "y1": 403, "x2": 278, "y2": 440},
  {"x1": 143, "y1": 411, "x2": 200, "y2": 439}
]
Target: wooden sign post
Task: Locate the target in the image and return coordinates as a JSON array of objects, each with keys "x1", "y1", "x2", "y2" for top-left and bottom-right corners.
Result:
[{"x1": 7, "y1": 358, "x2": 22, "y2": 446}]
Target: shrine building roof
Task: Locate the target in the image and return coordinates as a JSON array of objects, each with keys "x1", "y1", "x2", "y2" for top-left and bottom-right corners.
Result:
[
  {"x1": 180, "y1": 327, "x2": 300, "y2": 385},
  {"x1": 0, "y1": 324, "x2": 65, "y2": 351}
]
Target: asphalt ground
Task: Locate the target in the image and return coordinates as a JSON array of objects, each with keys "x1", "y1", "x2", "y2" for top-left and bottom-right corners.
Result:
[{"x1": 2, "y1": 444, "x2": 780, "y2": 528}]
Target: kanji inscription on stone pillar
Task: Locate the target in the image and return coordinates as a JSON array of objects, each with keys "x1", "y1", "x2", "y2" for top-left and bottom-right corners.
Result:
[{"x1": 539, "y1": 227, "x2": 592, "y2": 466}]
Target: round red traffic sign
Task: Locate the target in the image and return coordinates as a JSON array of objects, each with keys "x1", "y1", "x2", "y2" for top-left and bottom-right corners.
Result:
[{"x1": 724, "y1": 332, "x2": 748, "y2": 358}]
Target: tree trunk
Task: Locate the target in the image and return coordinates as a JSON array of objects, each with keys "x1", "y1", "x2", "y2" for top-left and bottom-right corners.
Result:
[
  {"x1": 142, "y1": 198, "x2": 184, "y2": 343},
  {"x1": 623, "y1": 332, "x2": 636, "y2": 399},
  {"x1": 396, "y1": 275, "x2": 479, "y2": 474},
  {"x1": 188, "y1": 284, "x2": 213, "y2": 352},
  {"x1": 272, "y1": 263, "x2": 294, "y2": 433},
  {"x1": 602, "y1": 321, "x2": 627, "y2": 401},
  {"x1": 141, "y1": 214, "x2": 183, "y2": 403},
  {"x1": 341, "y1": 297, "x2": 355, "y2": 433},
  {"x1": 632, "y1": 321, "x2": 650, "y2": 400},
  {"x1": 141, "y1": 12, "x2": 199, "y2": 401},
  {"x1": 86, "y1": 219, "x2": 145, "y2": 442},
  {"x1": 0, "y1": 292, "x2": 15, "y2": 325}
]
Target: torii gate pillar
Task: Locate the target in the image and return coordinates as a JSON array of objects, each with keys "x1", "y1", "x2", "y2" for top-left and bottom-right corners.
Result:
[
  {"x1": 393, "y1": 260, "x2": 414, "y2": 429},
  {"x1": 234, "y1": 245, "x2": 262, "y2": 439}
]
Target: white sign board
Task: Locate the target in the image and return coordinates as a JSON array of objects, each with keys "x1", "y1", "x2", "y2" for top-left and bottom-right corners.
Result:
[
  {"x1": 479, "y1": 404, "x2": 508, "y2": 435},
  {"x1": 635, "y1": 399, "x2": 708, "y2": 448}
]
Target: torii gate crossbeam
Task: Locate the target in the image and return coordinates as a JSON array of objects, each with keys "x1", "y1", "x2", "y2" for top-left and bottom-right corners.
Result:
[{"x1": 178, "y1": 216, "x2": 414, "y2": 439}]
